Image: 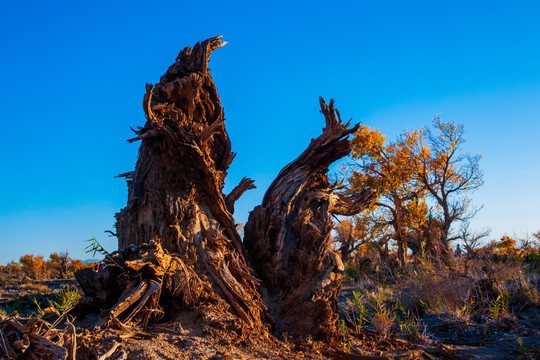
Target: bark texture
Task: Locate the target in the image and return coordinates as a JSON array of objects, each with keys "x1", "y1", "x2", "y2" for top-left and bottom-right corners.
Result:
[
  {"x1": 244, "y1": 98, "x2": 378, "y2": 339},
  {"x1": 77, "y1": 37, "x2": 377, "y2": 340},
  {"x1": 112, "y1": 36, "x2": 266, "y2": 331}
]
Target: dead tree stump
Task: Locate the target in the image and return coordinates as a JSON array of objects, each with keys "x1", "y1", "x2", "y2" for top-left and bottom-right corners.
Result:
[
  {"x1": 244, "y1": 98, "x2": 378, "y2": 339},
  {"x1": 111, "y1": 36, "x2": 266, "y2": 332},
  {"x1": 76, "y1": 37, "x2": 377, "y2": 341}
]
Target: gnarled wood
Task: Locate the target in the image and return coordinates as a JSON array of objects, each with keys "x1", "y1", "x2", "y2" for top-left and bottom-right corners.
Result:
[
  {"x1": 244, "y1": 97, "x2": 378, "y2": 339},
  {"x1": 226, "y1": 177, "x2": 256, "y2": 214},
  {"x1": 112, "y1": 36, "x2": 265, "y2": 331}
]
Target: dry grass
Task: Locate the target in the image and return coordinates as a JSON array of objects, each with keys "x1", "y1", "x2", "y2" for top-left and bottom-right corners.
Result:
[{"x1": 341, "y1": 250, "x2": 540, "y2": 343}]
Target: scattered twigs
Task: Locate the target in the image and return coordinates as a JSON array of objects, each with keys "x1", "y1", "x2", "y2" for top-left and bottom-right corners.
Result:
[
  {"x1": 416, "y1": 343, "x2": 467, "y2": 360},
  {"x1": 118, "y1": 331, "x2": 153, "y2": 341},
  {"x1": 97, "y1": 340, "x2": 120, "y2": 360},
  {"x1": 66, "y1": 319, "x2": 77, "y2": 360},
  {"x1": 331, "y1": 349, "x2": 428, "y2": 360},
  {"x1": 0, "y1": 330, "x2": 17, "y2": 359},
  {"x1": 28, "y1": 333, "x2": 68, "y2": 360},
  {"x1": 12, "y1": 334, "x2": 30, "y2": 353}
]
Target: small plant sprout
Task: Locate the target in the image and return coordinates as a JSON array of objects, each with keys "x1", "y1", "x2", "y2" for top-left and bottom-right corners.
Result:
[
  {"x1": 456, "y1": 299, "x2": 475, "y2": 322},
  {"x1": 397, "y1": 304, "x2": 419, "y2": 337},
  {"x1": 346, "y1": 290, "x2": 368, "y2": 332},
  {"x1": 490, "y1": 292, "x2": 510, "y2": 320},
  {"x1": 32, "y1": 297, "x2": 45, "y2": 316},
  {"x1": 368, "y1": 287, "x2": 397, "y2": 337},
  {"x1": 49, "y1": 289, "x2": 80, "y2": 315},
  {"x1": 517, "y1": 337, "x2": 528, "y2": 355},
  {"x1": 85, "y1": 237, "x2": 110, "y2": 258},
  {"x1": 339, "y1": 319, "x2": 352, "y2": 352}
]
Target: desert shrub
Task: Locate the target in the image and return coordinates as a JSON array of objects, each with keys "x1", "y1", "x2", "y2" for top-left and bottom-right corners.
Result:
[
  {"x1": 68, "y1": 259, "x2": 93, "y2": 274},
  {"x1": 20, "y1": 282, "x2": 50, "y2": 294},
  {"x1": 525, "y1": 247, "x2": 540, "y2": 269},
  {"x1": 5, "y1": 261, "x2": 23, "y2": 280},
  {"x1": 49, "y1": 288, "x2": 80, "y2": 314},
  {"x1": 400, "y1": 259, "x2": 475, "y2": 317},
  {"x1": 345, "y1": 290, "x2": 368, "y2": 331},
  {"x1": 19, "y1": 254, "x2": 45, "y2": 280},
  {"x1": 489, "y1": 291, "x2": 510, "y2": 320},
  {"x1": 505, "y1": 271, "x2": 539, "y2": 305},
  {"x1": 343, "y1": 262, "x2": 360, "y2": 281}
]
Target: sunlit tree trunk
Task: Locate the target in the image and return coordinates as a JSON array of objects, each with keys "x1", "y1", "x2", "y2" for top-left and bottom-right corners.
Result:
[
  {"x1": 113, "y1": 37, "x2": 266, "y2": 331},
  {"x1": 244, "y1": 99, "x2": 378, "y2": 339}
]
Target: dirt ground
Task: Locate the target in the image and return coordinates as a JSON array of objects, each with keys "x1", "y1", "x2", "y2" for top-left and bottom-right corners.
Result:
[{"x1": 1, "y1": 279, "x2": 539, "y2": 359}]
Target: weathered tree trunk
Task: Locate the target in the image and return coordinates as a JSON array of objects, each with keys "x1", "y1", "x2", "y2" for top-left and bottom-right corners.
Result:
[
  {"x1": 76, "y1": 37, "x2": 378, "y2": 342},
  {"x1": 244, "y1": 98, "x2": 378, "y2": 340},
  {"x1": 112, "y1": 36, "x2": 266, "y2": 331}
]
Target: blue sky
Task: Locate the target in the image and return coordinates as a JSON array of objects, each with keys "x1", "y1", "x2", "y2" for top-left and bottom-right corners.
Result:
[{"x1": 1, "y1": 1, "x2": 539, "y2": 264}]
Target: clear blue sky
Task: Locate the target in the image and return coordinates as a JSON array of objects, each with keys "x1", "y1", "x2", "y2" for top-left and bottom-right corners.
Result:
[{"x1": 1, "y1": 1, "x2": 539, "y2": 264}]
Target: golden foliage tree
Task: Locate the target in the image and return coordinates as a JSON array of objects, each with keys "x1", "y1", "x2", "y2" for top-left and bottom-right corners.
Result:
[
  {"x1": 19, "y1": 254, "x2": 45, "y2": 279},
  {"x1": 333, "y1": 218, "x2": 364, "y2": 262},
  {"x1": 48, "y1": 251, "x2": 70, "y2": 279},
  {"x1": 349, "y1": 116, "x2": 483, "y2": 265},
  {"x1": 350, "y1": 125, "x2": 425, "y2": 266}
]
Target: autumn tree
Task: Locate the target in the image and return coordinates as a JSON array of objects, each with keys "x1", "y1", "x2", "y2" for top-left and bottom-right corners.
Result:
[
  {"x1": 348, "y1": 115, "x2": 483, "y2": 266},
  {"x1": 6, "y1": 261, "x2": 22, "y2": 279},
  {"x1": 69, "y1": 259, "x2": 92, "y2": 273},
  {"x1": 333, "y1": 218, "x2": 363, "y2": 263},
  {"x1": 19, "y1": 254, "x2": 45, "y2": 279},
  {"x1": 349, "y1": 125, "x2": 426, "y2": 266},
  {"x1": 333, "y1": 211, "x2": 393, "y2": 263},
  {"x1": 48, "y1": 251, "x2": 70, "y2": 278},
  {"x1": 414, "y1": 116, "x2": 483, "y2": 259},
  {"x1": 457, "y1": 222, "x2": 490, "y2": 254}
]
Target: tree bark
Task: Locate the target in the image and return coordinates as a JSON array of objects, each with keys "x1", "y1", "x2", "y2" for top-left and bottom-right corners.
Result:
[
  {"x1": 244, "y1": 98, "x2": 378, "y2": 339},
  {"x1": 78, "y1": 36, "x2": 378, "y2": 341},
  {"x1": 113, "y1": 36, "x2": 266, "y2": 331}
]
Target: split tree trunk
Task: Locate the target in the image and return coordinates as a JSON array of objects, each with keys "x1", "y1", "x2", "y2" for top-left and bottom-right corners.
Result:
[
  {"x1": 113, "y1": 36, "x2": 266, "y2": 331},
  {"x1": 244, "y1": 98, "x2": 378, "y2": 339}
]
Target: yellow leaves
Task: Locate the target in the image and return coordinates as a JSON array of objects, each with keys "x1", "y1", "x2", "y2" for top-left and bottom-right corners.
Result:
[
  {"x1": 403, "y1": 199, "x2": 428, "y2": 230},
  {"x1": 335, "y1": 218, "x2": 367, "y2": 242},
  {"x1": 350, "y1": 124, "x2": 425, "y2": 197},
  {"x1": 495, "y1": 236, "x2": 517, "y2": 255},
  {"x1": 351, "y1": 124, "x2": 386, "y2": 159}
]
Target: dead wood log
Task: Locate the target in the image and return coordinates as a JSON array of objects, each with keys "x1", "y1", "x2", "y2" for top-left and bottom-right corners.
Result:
[
  {"x1": 0, "y1": 330, "x2": 17, "y2": 359},
  {"x1": 66, "y1": 321, "x2": 76, "y2": 360},
  {"x1": 110, "y1": 36, "x2": 265, "y2": 332},
  {"x1": 27, "y1": 333, "x2": 68, "y2": 360},
  {"x1": 95, "y1": 281, "x2": 150, "y2": 328},
  {"x1": 244, "y1": 97, "x2": 378, "y2": 339},
  {"x1": 96, "y1": 340, "x2": 120, "y2": 360}
]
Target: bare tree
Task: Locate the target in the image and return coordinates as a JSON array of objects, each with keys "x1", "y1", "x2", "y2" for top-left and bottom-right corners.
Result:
[
  {"x1": 415, "y1": 116, "x2": 483, "y2": 259},
  {"x1": 457, "y1": 223, "x2": 491, "y2": 254},
  {"x1": 49, "y1": 251, "x2": 71, "y2": 278}
]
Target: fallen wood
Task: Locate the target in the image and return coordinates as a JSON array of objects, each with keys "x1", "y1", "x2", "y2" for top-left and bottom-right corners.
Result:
[
  {"x1": 66, "y1": 320, "x2": 77, "y2": 360},
  {"x1": 96, "y1": 340, "x2": 120, "y2": 360},
  {"x1": 95, "y1": 281, "x2": 150, "y2": 328},
  {"x1": 122, "y1": 280, "x2": 161, "y2": 324},
  {"x1": 27, "y1": 333, "x2": 68, "y2": 360},
  {"x1": 0, "y1": 330, "x2": 17, "y2": 359}
]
